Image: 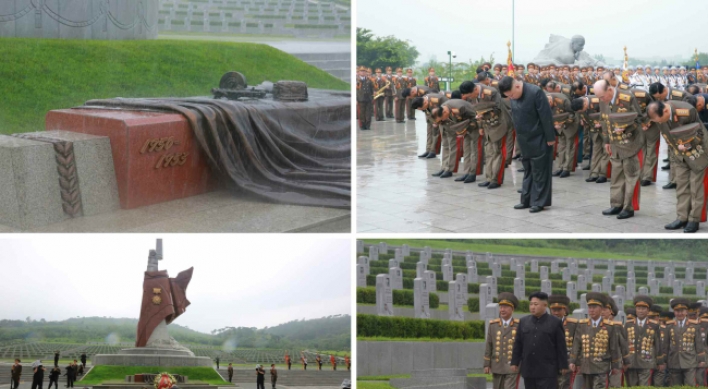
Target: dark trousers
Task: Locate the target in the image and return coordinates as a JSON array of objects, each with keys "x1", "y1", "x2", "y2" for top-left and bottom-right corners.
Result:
[
  {"x1": 523, "y1": 376, "x2": 558, "y2": 389},
  {"x1": 375, "y1": 98, "x2": 384, "y2": 121},
  {"x1": 271, "y1": 377, "x2": 277, "y2": 389},
  {"x1": 257, "y1": 379, "x2": 265, "y2": 389},
  {"x1": 359, "y1": 101, "x2": 373, "y2": 128},
  {"x1": 32, "y1": 378, "x2": 43, "y2": 389},
  {"x1": 228, "y1": 375, "x2": 232, "y2": 383},
  {"x1": 520, "y1": 145, "x2": 553, "y2": 207},
  {"x1": 11, "y1": 378, "x2": 20, "y2": 389},
  {"x1": 66, "y1": 376, "x2": 74, "y2": 388},
  {"x1": 287, "y1": 363, "x2": 291, "y2": 371},
  {"x1": 48, "y1": 378, "x2": 59, "y2": 389},
  {"x1": 385, "y1": 96, "x2": 394, "y2": 117}
]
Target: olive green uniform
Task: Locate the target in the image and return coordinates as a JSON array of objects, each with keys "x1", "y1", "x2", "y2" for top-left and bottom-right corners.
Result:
[
  {"x1": 569, "y1": 319, "x2": 623, "y2": 389},
  {"x1": 440, "y1": 99, "x2": 476, "y2": 174},
  {"x1": 405, "y1": 76, "x2": 417, "y2": 120},
  {"x1": 583, "y1": 96, "x2": 609, "y2": 179},
  {"x1": 624, "y1": 318, "x2": 663, "y2": 386},
  {"x1": 356, "y1": 75, "x2": 374, "y2": 129},
  {"x1": 421, "y1": 94, "x2": 447, "y2": 155},
  {"x1": 664, "y1": 319, "x2": 707, "y2": 385},
  {"x1": 466, "y1": 85, "x2": 511, "y2": 185},
  {"x1": 654, "y1": 323, "x2": 671, "y2": 386},
  {"x1": 393, "y1": 75, "x2": 406, "y2": 122},
  {"x1": 549, "y1": 93, "x2": 578, "y2": 172},
  {"x1": 558, "y1": 317, "x2": 578, "y2": 389},
  {"x1": 484, "y1": 318, "x2": 520, "y2": 389}
]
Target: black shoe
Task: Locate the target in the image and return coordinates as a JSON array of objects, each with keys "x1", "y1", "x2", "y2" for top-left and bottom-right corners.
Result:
[
  {"x1": 617, "y1": 209, "x2": 634, "y2": 219},
  {"x1": 360, "y1": 127, "x2": 369, "y2": 131},
  {"x1": 517, "y1": 189, "x2": 522, "y2": 193},
  {"x1": 583, "y1": 155, "x2": 590, "y2": 160},
  {"x1": 685, "y1": 222, "x2": 699, "y2": 233},
  {"x1": 663, "y1": 182, "x2": 677, "y2": 189},
  {"x1": 440, "y1": 171, "x2": 452, "y2": 178},
  {"x1": 530, "y1": 206, "x2": 544, "y2": 213},
  {"x1": 478, "y1": 181, "x2": 490, "y2": 187},
  {"x1": 552, "y1": 169, "x2": 562, "y2": 176},
  {"x1": 426, "y1": 153, "x2": 437, "y2": 158},
  {"x1": 582, "y1": 165, "x2": 590, "y2": 170},
  {"x1": 514, "y1": 203, "x2": 530, "y2": 209},
  {"x1": 665, "y1": 220, "x2": 688, "y2": 230},
  {"x1": 661, "y1": 164, "x2": 670, "y2": 170},
  {"x1": 488, "y1": 183, "x2": 500, "y2": 189},
  {"x1": 512, "y1": 154, "x2": 522, "y2": 160},
  {"x1": 517, "y1": 168, "x2": 525, "y2": 172},
  {"x1": 595, "y1": 177, "x2": 608, "y2": 183},
  {"x1": 432, "y1": 170, "x2": 444, "y2": 177},
  {"x1": 602, "y1": 207, "x2": 622, "y2": 216},
  {"x1": 396, "y1": 120, "x2": 405, "y2": 123},
  {"x1": 455, "y1": 174, "x2": 468, "y2": 182},
  {"x1": 560, "y1": 170, "x2": 570, "y2": 178},
  {"x1": 586, "y1": 177, "x2": 598, "y2": 182},
  {"x1": 418, "y1": 152, "x2": 430, "y2": 158},
  {"x1": 663, "y1": 158, "x2": 669, "y2": 162},
  {"x1": 464, "y1": 175, "x2": 477, "y2": 183},
  {"x1": 640, "y1": 180, "x2": 652, "y2": 186}
]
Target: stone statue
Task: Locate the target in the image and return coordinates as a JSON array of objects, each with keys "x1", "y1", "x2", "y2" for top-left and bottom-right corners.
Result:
[
  {"x1": 532, "y1": 34, "x2": 607, "y2": 68},
  {"x1": 136, "y1": 239, "x2": 194, "y2": 354}
]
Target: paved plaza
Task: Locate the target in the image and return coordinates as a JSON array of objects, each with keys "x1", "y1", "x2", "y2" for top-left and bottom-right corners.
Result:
[{"x1": 357, "y1": 110, "x2": 705, "y2": 233}]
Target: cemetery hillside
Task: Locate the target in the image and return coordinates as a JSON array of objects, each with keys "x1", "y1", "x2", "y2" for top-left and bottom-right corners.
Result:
[
  {"x1": 0, "y1": 315, "x2": 350, "y2": 363},
  {"x1": 0, "y1": 38, "x2": 349, "y2": 135}
]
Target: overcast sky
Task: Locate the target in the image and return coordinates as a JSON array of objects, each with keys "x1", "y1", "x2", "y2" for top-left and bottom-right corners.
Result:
[
  {"x1": 0, "y1": 235, "x2": 350, "y2": 334},
  {"x1": 358, "y1": 0, "x2": 705, "y2": 65}
]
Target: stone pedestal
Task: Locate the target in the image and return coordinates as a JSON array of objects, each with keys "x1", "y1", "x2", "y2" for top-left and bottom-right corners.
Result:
[
  {"x1": 46, "y1": 108, "x2": 215, "y2": 209},
  {"x1": 94, "y1": 347, "x2": 212, "y2": 366}
]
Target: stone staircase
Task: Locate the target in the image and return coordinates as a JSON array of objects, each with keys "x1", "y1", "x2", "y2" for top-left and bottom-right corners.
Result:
[
  {"x1": 217, "y1": 367, "x2": 351, "y2": 386},
  {"x1": 292, "y1": 52, "x2": 350, "y2": 83},
  {"x1": 389, "y1": 369, "x2": 486, "y2": 389}
]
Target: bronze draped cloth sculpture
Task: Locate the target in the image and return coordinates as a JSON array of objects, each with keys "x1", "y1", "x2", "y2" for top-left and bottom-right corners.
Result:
[
  {"x1": 136, "y1": 267, "x2": 193, "y2": 348},
  {"x1": 82, "y1": 93, "x2": 351, "y2": 209}
]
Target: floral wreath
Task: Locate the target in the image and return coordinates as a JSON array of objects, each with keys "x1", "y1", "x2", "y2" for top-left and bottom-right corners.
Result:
[{"x1": 154, "y1": 372, "x2": 177, "y2": 389}]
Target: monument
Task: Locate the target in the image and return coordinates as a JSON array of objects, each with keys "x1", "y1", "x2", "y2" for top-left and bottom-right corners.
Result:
[
  {"x1": 532, "y1": 35, "x2": 607, "y2": 67},
  {"x1": 94, "y1": 239, "x2": 211, "y2": 366}
]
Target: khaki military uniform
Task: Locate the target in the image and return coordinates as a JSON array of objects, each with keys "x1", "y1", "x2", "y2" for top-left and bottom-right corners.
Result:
[
  {"x1": 406, "y1": 76, "x2": 417, "y2": 120},
  {"x1": 629, "y1": 88, "x2": 660, "y2": 183},
  {"x1": 549, "y1": 93, "x2": 578, "y2": 172},
  {"x1": 664, "y1": 319, "x2": 707, "y2": 385},
  {"x1": 569, "y1": 319, "x2": 623, "y2": 389},
  {"x1": 624, "y1": 318, "x2": 663, "y2": 386},
  {"x1": 484, "y1": 318, "x2": 520, "y2": 389},
  {"x1": 425, "y1": 75, "x2": 440, "y2": 93},
  {"x1": 654, "y1": 322, "x2": 672, "y2": 386},
  {"x1": 422, "y1": 94, "x2": 448, "y2": 155},
  {"x1": 608, "y1": 321, "x2": 630, "y2": 388},
  {"x1": 583, "y1": 97, "x2": 609, "y2": 179},
  {"x1": 664, "y1": 88, "x2": 692, "y2": 184},
  {"x1": 440, "y1": 99, "x2": 476, "y2": 173},
  {"x1": 661, "y1": 101, "x2": 708, "y2": 223},
  {"x1": 467, "y1": 85, "x2": 511, "y2": 185},
  {"x1": 601, "y1": 89, "x2": 646, "y2": 212},
  {"x1": 356, "y1": 75, "x2": 374, "y2": 129},
  {"x1": 558, "y1": 317, "x2": 578, "y2": 389},
  {"x1": 393, "y1": 75, "x2": 406, "y2": 122},
  {"x1": 384, "y1": 73, "x2": 395, "y2": 118},
  {"x1": 373, "y1": 76, "x2": 385, "y2": 121}
]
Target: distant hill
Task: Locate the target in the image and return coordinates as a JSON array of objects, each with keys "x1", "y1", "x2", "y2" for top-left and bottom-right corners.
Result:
[{"x1": 0, "y1": 315, "x2": 351, "y2": 351}]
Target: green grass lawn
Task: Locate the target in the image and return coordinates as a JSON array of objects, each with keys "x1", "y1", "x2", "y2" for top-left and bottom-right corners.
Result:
[
  {"x1": 357, "y1": 336, "x2": 484, "y2": 343},
  {"x1": 0, "y1": 37, "x2": 349, "y2": 135},
  {"x1": 363, "y1": 240, "x2": 680, "y2": 262},
  {"x1": 357, "y1": 382, "x2": 395, "y2": 389},
  {"x1": 358, "y1": 373, "x2": 492, "y2": 385},
  {"x1": 80, "y1": 366, "x2": 228, "y2": 386}
]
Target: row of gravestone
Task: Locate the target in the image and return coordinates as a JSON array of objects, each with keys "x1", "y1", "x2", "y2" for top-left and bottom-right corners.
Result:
[
  {"x1": 356, "y1": 241, "x2": 708, "y2": 274},
  {"x1": 160, "y1": 0, "x2": 349, "y2": 15},
  {"x1": 357, "y1": 242, "x2": 707, "y2": 322}
]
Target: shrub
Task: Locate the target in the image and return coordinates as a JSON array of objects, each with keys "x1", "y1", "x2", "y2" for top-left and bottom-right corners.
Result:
[{"x1": 357, "y1": 314, "x2": 484, "y2": 340}]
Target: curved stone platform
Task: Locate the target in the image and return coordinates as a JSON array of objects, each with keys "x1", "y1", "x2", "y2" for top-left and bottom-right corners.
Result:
[{"x1": 94, "y1": 347, "x2": 212, "y2": 367}]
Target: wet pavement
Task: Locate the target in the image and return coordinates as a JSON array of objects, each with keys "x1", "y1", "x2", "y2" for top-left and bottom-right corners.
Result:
[{"x1": 357, "y1": 110, "x2": 704, "y2": 234}]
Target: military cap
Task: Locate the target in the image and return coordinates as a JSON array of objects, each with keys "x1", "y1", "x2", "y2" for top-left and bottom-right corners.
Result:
[
  {"x1": 680, "y1": 66, "x2": 686, "y2": 70},
  {"x1": 549, "y1": 64, "x2": 557, "y2": 69},
  {"x1": 502, "y1": 64, "x2": 508, "y2": 69},
  {"x1": 633, "y1": 295, "x2": 653, "y2": 308},
  {"x1": 548, "y1": 294, "x2": 571, "y2": 311},
  {"x1": 662, "y1": 66, "x2": 668, "y2": 70},
  {"x1": 649, "y1": 304, "x2": 663, "y2": 316},
  {"x1": 645, "y1": 65, "x2": 652, "y2": 69},
  {"x1": 482, "y1": 62, "x2": 492, "y2": 68},
  {"x1": 428, "y1": 67, "x2": 435, "y2": 72},
  {"x1": 606, "y1": 297, "x2": 619, "y2": 316},
  {"x1": 586, "y1": 292, "x2": 606, "y2": 306},
  {"x1": 498, "y1": 292, "x2": 519, "y2": 309},
  {"x1": 689, "y1": 302, "x2": 703, "y2": 314},
  {"x1": 357, "y1": 66, "x2": 367, "y2": 72},
  {"x1": 660, "y1": 311, "x2": 675, "y2": 321},
  {"x1": 671, "y1": 297, "x2": 690, "y2": 310},
  {"x1": 367, "y1": 67, "x2": 372, "y2": 72},
  {"x1": 375, "y1": 68, "x2": 382, "y2": 73},
  {"x1": 628, "y1": 65, "x2": 635, "y2": 71},
  {"x1": 700, "y1": 306, "x2": 708, "y2": 318},
  {"x1": 610, "y1": 111, "x2": 639, "y2": 127},
  {"x1": 396, "y1": 67, "x2": 403, "y2": 72},
  {"x1": 493, "y1": 63, "x2": 502, "y2": 71},
  {"x1": 386, "y1": 66, "x2": 392, "y2": 71},
  {"x1": 626, "y1": 307, "x2": 636, "y2": 320}
]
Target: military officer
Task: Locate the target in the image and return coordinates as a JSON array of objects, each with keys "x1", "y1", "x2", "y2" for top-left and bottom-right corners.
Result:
[
  {"x1": 650, "y1": 82, "x2": 690, "y2": 188},
  {"x1": 425, "y1": 67, "x2": 440, "y2": 93},
  {"x1": 430, "y1": 97, "x2": 477, "y2": 178},
  {"x1": 656, "y1": 310, "x2": 675, "y2": 387},
  {"x1": 549, "y1": 295, "x2": 578, "y2": 389},
  {"x1": 356, "y1": 66, "x2": 375, "y2": 130},
  {"x1": 525, "y1": 63, "x2": 537, "y2": 85},
  {"x1": 548, "y1": 92, "x2": 577, "y2": 177},
  {"x1": 569, "y1": 293, "x2": 623, "y2": 389},
  {"x1": 484, "y1": 292, "x2": 520, "y2": 389},
  {"x1": 459, "y1": 80, "x2": 512, "y2": 189},
  {"x1": 493, "y1": 64, "x2": 503, "y2": 80},
  {"x1": 373, "y1": 68, "x2": 386, "y2": 122},
  {"x1": 698, "y1": 306, "x2": 708, "y2": 386},
  {"x1": 647, "y1": 100, "x2": 708, "y2": 232},
  {"x1": 405, "y1": 69, "x2": 417, "y2": 120},
  {"x1": 602, "y1": 298, "x2": 630, "y2": 388},
  {"x1": 594, "y1": 79, "x2": 646, "y2": 219},
  {"x1": 571, "y1": 96, "x2": 608, "y2": 182},
  {"x1": 411, "y1": 92, "x2": 448, "y2": 159},
  {"x1": 624, "y1": 295, "x2": 664, "y2": 387},
  {"x1": 384, "y1": 66, "x2": 395, "y2": 119},
  {"x1": 699, "y1": 66, "x2": 708, "y2": 84},
  {"x1": 393, "y1": 68, "x2": 407, "y2": 123},
  {"x1": 664, "y1": 298, "x2": 707, "y2": 386}
]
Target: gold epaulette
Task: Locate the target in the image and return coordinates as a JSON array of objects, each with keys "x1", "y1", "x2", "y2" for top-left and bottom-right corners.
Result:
[
  {"x1": 566, "y1": 317, "x2": 578, "y2": 323},
  {"x1": 666, "y1": 320, "x2": 676, "y2": 325},
  {"x1": 648, "y1": 319, "x2": 659, "y2": 325},
  {"x1": 700, "y1": 318, "x2": 708, "y2": 323},
  {"x1": 690, "y1": 319, "x2": 699, "y2": 325},
  {"x1": 613, "y1": 321, "x2": 623, "y2": 326},
  {"x1": 484, "y1": 356, "x2": 491, "y2": 360},
  {"x1": 603, "y1": 319, "x2": 614, "y2": 325},
  {"x1": 626, "y1": 318, "x2": 636, "y2": 324},
  {"x1": 580, "y1": 319, "x2": 588, "y2": 324},
  {"x1": 513, "y1": 318, "x2": 520, "y2": 324},
  {"x1": 490, "y1": 319, "x2": 501, "y2": 324}
]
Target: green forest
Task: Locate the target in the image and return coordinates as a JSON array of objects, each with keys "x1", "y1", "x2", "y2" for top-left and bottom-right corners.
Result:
[{"x1": 0, "y1": 315, "x2": 351, "y2": 351}]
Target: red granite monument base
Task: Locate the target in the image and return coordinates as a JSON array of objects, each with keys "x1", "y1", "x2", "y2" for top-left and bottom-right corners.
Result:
[{"x1": 46, "y1": 108, "x2": 215, "y2": 209}]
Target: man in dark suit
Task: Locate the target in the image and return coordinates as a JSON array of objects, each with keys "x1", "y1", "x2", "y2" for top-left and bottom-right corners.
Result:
[
  {"x1": 499, "y1": 77, "x2": 556, "y2": 213},
  {"x1": 511, "y1": 291, "x2": 568, "y2": 389},
  {"x1": 10, "y1": 359, "x2": 22, "y2": 389}
]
